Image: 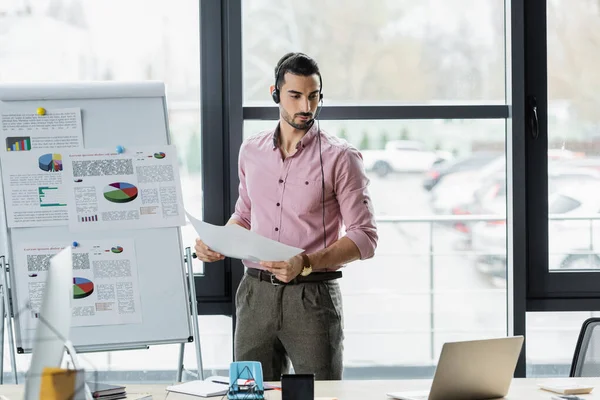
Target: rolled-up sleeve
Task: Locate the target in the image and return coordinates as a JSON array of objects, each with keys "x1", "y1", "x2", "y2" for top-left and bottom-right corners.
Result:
[
  {"x1": 230, "y1": 143, "x2": 251, "y2": 229},
  {"x1": 335, "y1": 147, "x2": 378, "y2": 259}
]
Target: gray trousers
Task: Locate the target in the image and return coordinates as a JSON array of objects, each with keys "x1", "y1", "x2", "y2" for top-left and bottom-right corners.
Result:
[{"x1": 234, "y1": 273, "x2": 344, "y2": 381}]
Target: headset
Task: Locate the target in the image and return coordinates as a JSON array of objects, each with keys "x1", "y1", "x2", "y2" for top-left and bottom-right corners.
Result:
[{"x1": 272, "y1": 53, "x2": 327, "y2": 250}]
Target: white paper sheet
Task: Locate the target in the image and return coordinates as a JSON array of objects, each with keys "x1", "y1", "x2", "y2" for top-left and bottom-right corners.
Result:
[
  {"x1": 0, "y1": 108, "x2": 84, "y2": 228},
  {"x1": 63, "y1": 145, "x2": 186, "y2": 231},
  {"x1": 16, "y1": 239, "x2": 143, "y2": 329},
  {"x1": 1, "y1": 107, "x2": 83, "y2": 151},
  {"x1": 186, "y1": 211, "x2": 303, "y2": 262},
  {"x1": 1, "y1": 149, "x2": 70, "y2": 227}
]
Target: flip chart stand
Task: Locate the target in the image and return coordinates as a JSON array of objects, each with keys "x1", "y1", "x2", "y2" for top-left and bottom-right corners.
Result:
[
  {"x1": 176, "y1": 247, "x2": 204, "y2": 382},
  {"x1": 0, "y1": 256, "x2": 18, "y2": 383}
]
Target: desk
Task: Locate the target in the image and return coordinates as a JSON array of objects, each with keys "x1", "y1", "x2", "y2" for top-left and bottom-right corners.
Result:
[{"x1": 1, "y1": 378, "x2": 600, "y2": 399}]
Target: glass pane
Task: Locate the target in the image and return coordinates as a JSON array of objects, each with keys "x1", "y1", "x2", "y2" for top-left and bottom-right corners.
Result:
[
  {"x1": 0, "y1": 0, "x2": 204, "y2": 379},
  {"x1": 243, "y1": 119, "x2": 507, "y2": 378},
  {"x1": 547, "y1": 0, "x2": 600, "y2": 271},
  {"x1": 242, "y1": 0, "x2": 505, "y2": 105},
  {"x1": 3, "y1": 316, "x2": 231, "y2": 382},
  {"x1": 526, "y1": 311, "x2": 600, "y2": 377}
]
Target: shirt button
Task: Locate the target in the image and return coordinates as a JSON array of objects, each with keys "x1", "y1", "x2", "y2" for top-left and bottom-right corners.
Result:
[
  {"x1": 279, "y1": 179, "x2": 284, "y2": 183},
  {"x1": 275, "y1": 227, "x2": 279, "y2": 231},
  {"x1": 305, "y1": 181, "x2": 309, "y2": 185},
  {"x1": 276, "y1": 202, "x2": 280, "y2": 206}
]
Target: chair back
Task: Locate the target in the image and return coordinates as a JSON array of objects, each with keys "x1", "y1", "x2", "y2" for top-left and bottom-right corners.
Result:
[{"x1": 571, "y1": 317, "x2": 600, "y2": 377}]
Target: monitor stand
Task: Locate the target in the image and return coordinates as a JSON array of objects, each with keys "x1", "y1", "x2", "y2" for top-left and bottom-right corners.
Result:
[{"x1": 64, "y1": 340, "x2": 94, "y2": 400}]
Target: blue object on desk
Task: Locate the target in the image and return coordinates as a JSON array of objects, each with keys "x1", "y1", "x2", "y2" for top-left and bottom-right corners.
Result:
[
  {"x1": 72, "y1": 241, "x2": 79, "y2": 247},
  {"x1": 116, "y1": 145, "x2": 124, "y2": 154},
  {"x1": 228, "y1": 361, "x2": 264, "y2": 400}
]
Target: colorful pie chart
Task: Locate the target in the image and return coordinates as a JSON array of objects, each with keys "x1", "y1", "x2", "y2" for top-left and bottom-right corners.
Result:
[
  {"x1": 73, "y1": 277, "x2": 94, "y2": 299},
  {"x1": 103, "y1": 182, "x2": 138, "y2": 203},
  {"x1": 111, "y1": 246, "x2": 123, "y2": 253},
  {"x1": 154, "y1": 152, "x2": 166, "y2": 159},
  {"x1": 38, "y1": 153, "x2": 63, "y2": 172}
]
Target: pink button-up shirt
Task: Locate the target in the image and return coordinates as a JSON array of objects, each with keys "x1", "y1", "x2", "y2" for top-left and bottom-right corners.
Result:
[{"x1": 231, "y1": 123, "x2": 378, "y2": 271}]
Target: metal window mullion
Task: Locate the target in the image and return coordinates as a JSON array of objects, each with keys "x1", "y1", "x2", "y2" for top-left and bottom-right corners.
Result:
[{"x1": 243, "y1": 105, "x2": 509, "y2": 120}]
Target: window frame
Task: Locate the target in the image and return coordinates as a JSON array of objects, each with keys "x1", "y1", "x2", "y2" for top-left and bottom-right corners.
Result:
[
  {"x1": 524, "y1": 0, "x2": 600, "y2": 309},
  {"x1": 198, "y1": 0, "x2": 531, "y2": 377}
]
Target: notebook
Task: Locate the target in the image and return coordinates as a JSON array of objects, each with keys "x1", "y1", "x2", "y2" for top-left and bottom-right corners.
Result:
[
  {"x1": 166, "y1": 380, "x2": 228, "y2": 398},
  {"x1": 87, "y1": 382, "x2": 126, "y2": 398}
]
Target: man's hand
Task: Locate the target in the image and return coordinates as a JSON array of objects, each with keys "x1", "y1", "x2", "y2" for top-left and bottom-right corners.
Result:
[
  {"x1": 260, "y1": 255, "x2": 303, "y2": 283},
  {"x1": 194, "y1": 238, "x2": 225, "y2": 262}
]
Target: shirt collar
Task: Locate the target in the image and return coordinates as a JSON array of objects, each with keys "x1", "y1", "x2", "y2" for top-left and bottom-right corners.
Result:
[{"x1": 271, "y1": 122, "x2": 319, "y2": 151}]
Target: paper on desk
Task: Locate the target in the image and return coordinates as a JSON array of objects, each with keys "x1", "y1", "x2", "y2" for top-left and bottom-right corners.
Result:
[{"x1": 186, "y1": 211, "x2": 303, "y2": 262}]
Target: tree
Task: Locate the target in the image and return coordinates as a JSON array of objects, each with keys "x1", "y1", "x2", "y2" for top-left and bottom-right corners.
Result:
[
  {"x1": 242, "y1": 0, "x2": 429, "y2": 103},
  {"x1": 338, "y1": 127, "x2": 348, "y2": 140},
  {"x1": 399, "y1": 128, "x2": 410, "y2": 140},
  {"x1": 359, "y1": 131, "x2": 371, "y2": 150},
  {"x1": 379, "y1": 130, "x2": 389, "y2": 149},
  {"x1": 547, "y1": 0, "x2": 600, "y2": 127}
]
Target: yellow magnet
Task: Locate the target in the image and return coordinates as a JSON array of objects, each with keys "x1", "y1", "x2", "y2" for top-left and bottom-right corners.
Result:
[{"x1": 37, "y1": 107, "x2": 46, "y2": 115}]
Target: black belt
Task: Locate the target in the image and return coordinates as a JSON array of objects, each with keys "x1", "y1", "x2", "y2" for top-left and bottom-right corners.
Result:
[{"x1": 246, "y1": 268, "x2": 342, "y2": 285}]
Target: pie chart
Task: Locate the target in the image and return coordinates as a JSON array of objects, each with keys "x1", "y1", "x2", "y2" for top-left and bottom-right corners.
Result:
[
  {"x1": 103, "y1": 182, "x2": 138, "y2": 203},
  {"x1": 154, "y1": 152, "x2": 166, "y2": 159},
  {"x1": 73, "y1": 277, "x2": 94, "y2": 299},
  {"x1": 111, "y1": 246, "x2": 123, "y2": 253},
  {"x1": 38, "y1": 153, "x2": 63, "y2": 172}
]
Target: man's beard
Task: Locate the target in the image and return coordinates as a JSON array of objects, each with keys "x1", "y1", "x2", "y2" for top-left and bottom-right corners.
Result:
[{"x1": 282, "y1": 109, "x2": 313, "y2": 130}]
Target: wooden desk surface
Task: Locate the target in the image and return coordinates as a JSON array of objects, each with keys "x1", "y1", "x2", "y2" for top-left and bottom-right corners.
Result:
[{"x1": 1, "y1": 378, "x2": 600, "y2": 399}]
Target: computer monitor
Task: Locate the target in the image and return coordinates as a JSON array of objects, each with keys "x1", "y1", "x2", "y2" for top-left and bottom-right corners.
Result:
[{"x1": 24, "y1": 247, "x2": 74, "y2": 400}]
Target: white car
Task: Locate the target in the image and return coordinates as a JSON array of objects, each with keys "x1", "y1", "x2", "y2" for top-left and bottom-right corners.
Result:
[
  {"x1": 361, "y1": 140, "x2": 452, "y2": 177},
  {"x1": 430, "y1": 155, "x2": 504, "y2": 215},
  {"x1": 471, "y1": 184, "x2": 600, "y2": 285},
  {"x1": 431, "y1": 151, "x2": 587, "y2": 215}
]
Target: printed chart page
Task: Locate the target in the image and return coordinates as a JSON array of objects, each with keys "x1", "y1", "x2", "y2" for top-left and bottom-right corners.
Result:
[
  {"x1": 15, "y1": 238, "x2": 142, "y2": 331},
  {"x1": 63, "y1": 145, "x2": 185, "y2": 231},
  {"x1": 0, "y1": 108, "x2": 83, "y2": 228}
]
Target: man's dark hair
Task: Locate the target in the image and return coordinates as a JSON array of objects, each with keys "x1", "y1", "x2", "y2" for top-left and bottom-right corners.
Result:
[{"x1": 274, "y1": 52, "x2": 321, "y2": 90}]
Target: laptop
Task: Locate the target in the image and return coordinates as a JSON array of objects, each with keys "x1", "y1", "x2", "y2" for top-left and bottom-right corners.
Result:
[{"x1": 387, "y1": 336, "x2": 524, "y2": 400}]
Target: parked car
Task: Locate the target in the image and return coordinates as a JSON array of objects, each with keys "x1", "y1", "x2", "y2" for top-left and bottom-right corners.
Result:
[
  {"x1": 430, "y1": 151, "x2": 588, "y2": 216},
  {"x1": 470, "y1": 180, "x2": 600, "y2": 286},
  {"x1": 429, "y1": 155, "x2": 504, "y2": 215},
  {"x1": 451, "y1": 166, "x2": 600, "y2": 240},
  {"x1": 423, "y1": 151, "x2": 502, "y2": 192},
  {"x1": 362, "y1": 140, "x2": 452, "y2": 177}
]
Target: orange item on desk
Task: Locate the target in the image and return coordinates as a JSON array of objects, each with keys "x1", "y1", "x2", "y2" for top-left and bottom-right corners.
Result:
[{"x1": 39, "y1": 367, "x2": 86, "y2": 400}]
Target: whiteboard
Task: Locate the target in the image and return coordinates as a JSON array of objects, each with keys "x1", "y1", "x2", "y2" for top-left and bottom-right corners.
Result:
[{"x1": 0, "y1": 82, "x2": 193, "y2": 352}]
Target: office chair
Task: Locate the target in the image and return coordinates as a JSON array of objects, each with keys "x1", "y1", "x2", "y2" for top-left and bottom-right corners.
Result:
[{"x1": 570, "y1": 317, "x2": 600, "y2": 377}]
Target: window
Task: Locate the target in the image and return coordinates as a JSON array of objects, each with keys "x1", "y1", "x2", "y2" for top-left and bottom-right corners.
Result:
[
  {"x1": 526, "y1": 0, "x2": 600, "y2": 301},
  {"x1": 0, "y1": 0, "x2": 209, "y2": 382},
  {"x1": 527, "y1": 312, "x2": 600, "y2": 377},
  {"x1": 242, "y1": 0, "x2": 505, "y2": 105},
  {"x1": 244, "y1": 119, "x2": 508, "y2": 377},
  {"x1": 546, "y1": 0, "x2": 600, "y2": 274}
]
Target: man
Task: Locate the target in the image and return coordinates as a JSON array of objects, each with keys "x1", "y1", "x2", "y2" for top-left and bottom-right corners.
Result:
[{"x1": 194, "y1": 52, "x2": 377, "y2": 380}]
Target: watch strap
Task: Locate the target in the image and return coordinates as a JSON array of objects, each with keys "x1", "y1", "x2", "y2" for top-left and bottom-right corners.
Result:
[{"x1": 301, "y1": 254, "x2": 311, "y2": 268}]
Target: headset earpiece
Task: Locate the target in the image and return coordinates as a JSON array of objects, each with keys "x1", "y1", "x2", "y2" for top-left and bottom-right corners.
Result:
[{"x1": 272, "y1": 89, "x2": 280, "y2": 104}]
